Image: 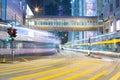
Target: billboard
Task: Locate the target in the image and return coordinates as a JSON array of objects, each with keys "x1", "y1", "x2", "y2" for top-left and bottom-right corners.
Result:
[{"x1": 85, "y1": 0, "x2": 97, "y2": 16}]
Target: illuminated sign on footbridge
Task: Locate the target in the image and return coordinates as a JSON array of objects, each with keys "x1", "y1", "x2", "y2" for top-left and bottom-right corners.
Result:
[{"x1": 25, "y1": 16, "x2": 103, "y2": 31}]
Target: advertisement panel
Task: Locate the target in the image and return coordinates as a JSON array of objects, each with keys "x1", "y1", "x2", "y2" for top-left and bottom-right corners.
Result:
[{"x1": 85, "y1": 0, "x2": 97, "y2": 16}]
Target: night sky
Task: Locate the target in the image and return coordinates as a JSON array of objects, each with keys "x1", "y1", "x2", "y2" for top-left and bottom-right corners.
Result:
[{"x1": 26, "y1": 0, "x2": 71, "y2": 16}]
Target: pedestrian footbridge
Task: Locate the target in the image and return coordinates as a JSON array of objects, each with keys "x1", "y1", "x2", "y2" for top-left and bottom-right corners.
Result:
[{"x1": 25, "y1": 16, "x2": 103, "y2": 31}]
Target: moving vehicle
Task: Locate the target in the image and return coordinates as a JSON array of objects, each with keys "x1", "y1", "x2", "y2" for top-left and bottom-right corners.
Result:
[
  {"x1": 64, "y1": 31, "x2": 120, "y2": 52},
  {"x1": 0, "y1": 22, "x2": 60, "y2": 57}
]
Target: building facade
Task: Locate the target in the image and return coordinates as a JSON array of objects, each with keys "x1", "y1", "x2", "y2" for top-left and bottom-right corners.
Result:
[
  {"x1": 71, "y1": 0, "x2": 97, "y2": 16},
  {"x1": 0, "y1": 0, "x2": 27, "y2": 25},
  {"x1": 0, "y1": 0, "x2": 2, "y2": 20},
  {"x1": 68, "y1": 0, "x2": 98, "y2": 42},
  {"x1": 101, "y1": 0, "x2": 120, "y2": 33}
]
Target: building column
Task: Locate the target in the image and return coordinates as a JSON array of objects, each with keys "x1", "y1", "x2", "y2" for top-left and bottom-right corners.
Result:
[{"x1": 68, "y1": 31, "x2": 74, "y2": 42}]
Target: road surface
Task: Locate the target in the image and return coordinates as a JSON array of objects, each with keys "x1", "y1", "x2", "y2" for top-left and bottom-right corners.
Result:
[{"x1": 0, "y1": 51, "x2": 120, "y2": 80}]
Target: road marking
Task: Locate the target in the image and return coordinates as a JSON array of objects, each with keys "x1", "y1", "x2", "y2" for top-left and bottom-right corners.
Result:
[
  {"x1": 0, "y1": 63, "x2": 49, "y2": 73},
  {"x1": 110, "y1": 72, "x2": 120, "y2": 80},
  {"x1": 0, "y1": 65, "x2": 51, "y2": 76},
  {"x1": 11, "y1": 66, "x2": 66, "y2": 80},
  {"x1": 64, "y1": 69, "x2": 92, "y2": 80},
  {"x1": 0, "y1": 64, "x2": 37, "y2": 73},
  {"x1": 21, "y1": 58, "x2": 29, "y2": 62},
  {"x1": 0, "y1": 58, "x2": 103, "y2": 80},
  {"x1": 0, "y1": 59, "x2": 65, "y2": 73},
  {"x1": 36, "y1": 68, "x2": 79, "y2": 80},
  {"x1": 88, "y1": 70, "x2": 107, "y2": 80}
]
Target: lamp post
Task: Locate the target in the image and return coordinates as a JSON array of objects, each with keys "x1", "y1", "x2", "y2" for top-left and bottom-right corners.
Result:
[
  {"x1": 34, "y1": 7, "x2": 39, "y2": 15},
  {"x1": 34, "y1": 7, "x2": 43, "y2": 16},
  {"x1": 35, "y1": 7, "x2": 39, "y2": 12}
]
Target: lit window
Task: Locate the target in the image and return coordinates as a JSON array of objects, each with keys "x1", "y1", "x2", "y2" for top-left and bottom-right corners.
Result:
[
  {"x1": 116, "y1": 20, "x2": 120, "y2": 30},
  {"x1": 110, "y1": 22, "x2": 114, "y2": 32}
]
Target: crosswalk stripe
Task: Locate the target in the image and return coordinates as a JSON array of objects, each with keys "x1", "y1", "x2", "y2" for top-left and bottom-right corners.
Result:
[
  {"x1": 36, "y1": 68, "x2": 79, "y2": 80},
  {"x1": 0, "y1": 63, "x2": 31, "y2": 70},
  {"x1": 64, "y1": 69, "x2": 92, "y2": 80},
  {"x1": 0, "y1": 64, "x2": 40, "y2": 73},
  {"x1": 88, "y1": 70, "x2": 107, "y2": 80},
  {"x1": 0, "y1": 65, "x2": 51, "y2": 76},
  {"x1": 0, "y1": 63, "x2": 52, "y2": 73},
  {"x1": 0, "y1": 57, "x2": 106, "y2": 80},
  {"x1": 11, "y1": 66, "x2": 66, "y2": 80},
  {"x1": 110, "y1": 72, "x2": 120, "y2": 80},
  {"x1": 0, "y1": 59, "x2": 65, "y2": 73}
]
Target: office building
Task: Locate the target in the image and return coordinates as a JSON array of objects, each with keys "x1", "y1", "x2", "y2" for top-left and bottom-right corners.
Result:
[
  {"x1": 0, "y1": 0, "x2": 27, "y2": 25},
  {"x1": 68, "y1": 0, "x2": 97, "y2": 42},
  {"x1": 102, "y1": 0, "x2": 120, "y2": 33}
]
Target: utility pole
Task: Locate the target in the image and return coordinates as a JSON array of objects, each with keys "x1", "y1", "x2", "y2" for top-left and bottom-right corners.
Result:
[
  {"x1": 11, "y1": 37, "x2": 14, "y2": 63},
  {"x1": 87, "y1": 37, "x2": 91, "y2": 56},
  {"x1": 7, "y1": 26, "x2": 17, "y2": 63}
]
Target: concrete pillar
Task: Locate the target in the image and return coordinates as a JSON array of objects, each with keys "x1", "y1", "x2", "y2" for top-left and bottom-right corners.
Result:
[
  {"x1": 113, "y1": 16, "x2": 116, "y2": 31},
  {"x1": 68, "y1": 31, "x2": 74, "y2": 42}
]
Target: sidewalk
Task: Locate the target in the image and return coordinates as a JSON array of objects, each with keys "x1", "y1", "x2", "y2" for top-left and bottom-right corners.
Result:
[{"x1": 65, "y1": 48, "x2": 120, "y2": 58}]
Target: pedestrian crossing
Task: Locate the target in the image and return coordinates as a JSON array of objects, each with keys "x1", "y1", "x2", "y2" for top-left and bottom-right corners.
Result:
[
  {"x1": 0, "y1": 58, "x2": 120, "y2": 80},
  {"x1": 64, "y1": 68, "x2": 93, "y2": 80},
  {"x1": 88, "y1": 70, "x2": 107, "y2": 80},
  {"x1": 110, "y1": 72, "x2": 120, "y2": 80}
]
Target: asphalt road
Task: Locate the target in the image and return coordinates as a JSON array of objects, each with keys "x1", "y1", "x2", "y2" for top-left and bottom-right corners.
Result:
[{"x1": 0, "y1": 51, "x2": 120, "y2": 80}]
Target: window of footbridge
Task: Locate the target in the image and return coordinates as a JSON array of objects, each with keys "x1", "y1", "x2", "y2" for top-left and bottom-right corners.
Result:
[{"x1": 25, "y1": 16, "x2": 103, "y2": 31}]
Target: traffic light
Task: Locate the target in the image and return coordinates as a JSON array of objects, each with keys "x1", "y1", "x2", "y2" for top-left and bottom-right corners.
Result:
[
  {"x1": 7, "y1": 28, "x2": 17, "y2": 38},
  {"x1": 12, "y1": 28, "x2": 17, "y2": 37},
  {"x1": 5, "y1": 39, "x2": 10, "y2": 43}
]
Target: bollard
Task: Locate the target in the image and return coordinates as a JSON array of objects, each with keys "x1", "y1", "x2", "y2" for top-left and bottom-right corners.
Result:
[
  {"x1": 1, "y1": 55, "x2": 6, "y2": 63},
  {"x1": 87, "y1": 50, "x2": 91, "y2": 56}
]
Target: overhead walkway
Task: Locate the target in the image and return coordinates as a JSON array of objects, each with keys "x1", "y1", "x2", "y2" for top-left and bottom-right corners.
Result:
[{"x1": 25, "y1": 16, "x2": 103, "y2": 31}]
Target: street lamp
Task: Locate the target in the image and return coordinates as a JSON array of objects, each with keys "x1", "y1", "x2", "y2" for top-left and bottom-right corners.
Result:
[
  {"x1": 34, "y1": 7, "x2": 39, "y2": 12},
  {"x1": 34, "y1": 7, "x2": 43, "y2": 15}
]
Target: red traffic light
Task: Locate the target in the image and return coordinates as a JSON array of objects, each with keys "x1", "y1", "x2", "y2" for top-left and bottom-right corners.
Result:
[
  {"x1": 7, "y1": 28, "x2": 17, "y2": 38},
  {"x1": 10, "y1": 29, "x2": 15, "y2": 34},
  {"x1": 11, "y1": 29, "x2": 16, "y2": 34}
]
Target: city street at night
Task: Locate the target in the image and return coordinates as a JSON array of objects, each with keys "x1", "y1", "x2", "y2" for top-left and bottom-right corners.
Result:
[
  {"x1": 0, "y1": 51, "x2": 120, "y2": 80},
  {"x1": 0, "y1": 0, "x2": 120, "y2": 80}
]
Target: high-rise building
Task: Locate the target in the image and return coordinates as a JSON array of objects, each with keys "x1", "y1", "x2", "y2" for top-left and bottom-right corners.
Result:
[
  {"x1": 101, "y1": 0, "x2": 120, "y2": 33},
  {"x1": 42, "y1": 0, "x2": 58, "y2": 15},
  {"x1": 71, "y1": 0, "x2": 97, "y2": 16},
  {"x1": 0, "y1": 0, "x2": 2, "y2": 20},
  {"x1": 0, "y1": 0, "x2": 27, "y2": 25},
  {"x1": 61, "y1": 0, "x2": 71, "y2": 16},
  {"x1": 42, "y1": 0, "x2": 71, "y2": 16},
  {"x1": 68, "y1": 0, "x2": 97, "y2": 42}
]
